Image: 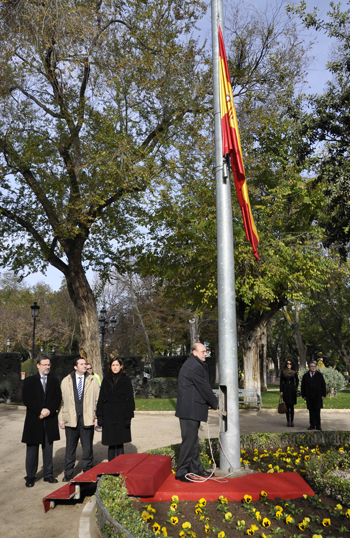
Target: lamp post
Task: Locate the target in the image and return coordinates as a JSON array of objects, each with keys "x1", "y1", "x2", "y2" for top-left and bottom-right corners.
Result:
[
  {"x1": 30, "y1": 302, "x2": 40, "y2": 376},
  {"x1": 98, "y1": 307, "x2": 117, "y2": 370},
  {"x1": 6, "y1": 338, "x2": 10, "y2": 352}
]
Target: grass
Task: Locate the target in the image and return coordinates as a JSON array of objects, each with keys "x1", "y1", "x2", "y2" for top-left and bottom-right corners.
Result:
[
  {"x1": 135, "y1": 398, "x2": 177, "y2": 411},
  {"x1": 135, "y1": 388, "x2": 350, "y2": 411}
]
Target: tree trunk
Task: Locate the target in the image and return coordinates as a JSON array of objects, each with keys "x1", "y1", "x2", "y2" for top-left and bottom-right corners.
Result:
[
  {"x1": 283, "y1": 303, "x2": 307, "y2": 369},
  {"x1": 241, "y1": 326, "x2": 262, "y2": 394},
  {"x1": 238, "y1": 296, "x2": 288, "y2": 394},
  {"x1": 259, "y1": 328, "x2": 267, "y2": 392},
  {"x1": 189, "y1": 313, "x2": 200, "y2": 347},
  {"x1": 64, "y1": 260, "x2": 101, "y2": 377}
]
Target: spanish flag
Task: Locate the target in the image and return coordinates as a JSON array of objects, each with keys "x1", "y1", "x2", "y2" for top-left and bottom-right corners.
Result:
[{"x1": 219, "y1": 26, "x2": 259, "y2": 260}]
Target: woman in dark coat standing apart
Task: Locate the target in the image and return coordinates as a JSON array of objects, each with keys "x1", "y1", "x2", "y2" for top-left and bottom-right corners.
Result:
[
  {"x1": 280, "y1": 360, "x2": 299, "y2": 427},
  {"x1": 97, "y1": 358, "x2": 135, "y2": 461}
]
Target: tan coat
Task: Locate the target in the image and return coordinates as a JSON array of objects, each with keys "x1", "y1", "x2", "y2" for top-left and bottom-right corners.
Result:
[{"x1": 58, "y1": 372, "x2": 100, "y2": 427}]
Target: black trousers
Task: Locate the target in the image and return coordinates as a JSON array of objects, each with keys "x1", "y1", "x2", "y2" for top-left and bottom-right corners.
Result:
[
  {"x1": 176, "y1": 418, "x2": 205, "y2": 478},
  {"x1": 286, "y1": 405, "x2": 294, "y2": 423},
  {"x1": 309, "y1": 407, "x2": 321, "y2": 429},
  {"x1": 64, "y1": 416, "x2": 94, "y2": 478},
  {"x1": 108, "y1": 444, "x2": 124, "y2": 461},
  {"x1": 25, "y1": 430, "x2": 53, "y2": 480}
]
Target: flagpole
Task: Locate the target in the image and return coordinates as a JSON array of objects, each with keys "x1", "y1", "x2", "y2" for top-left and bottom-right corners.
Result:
[{"x1": 211, "y1": 0, "x2": 241, "y2": 472}]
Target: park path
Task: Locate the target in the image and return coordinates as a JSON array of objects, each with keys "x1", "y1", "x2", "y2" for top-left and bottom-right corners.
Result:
[{"x1": 0, "y1": 405, "x2": 349, "y2": 538}]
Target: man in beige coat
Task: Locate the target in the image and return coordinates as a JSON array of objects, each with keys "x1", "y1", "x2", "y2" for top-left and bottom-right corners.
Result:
[{"x1": 59, "y1": 357, "x2": 100, "y2": 481}]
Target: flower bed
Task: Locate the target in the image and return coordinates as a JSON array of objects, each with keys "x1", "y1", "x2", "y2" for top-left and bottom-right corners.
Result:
[{"x1": 96, "y1": 435, "x2": 350, "y2": 538}]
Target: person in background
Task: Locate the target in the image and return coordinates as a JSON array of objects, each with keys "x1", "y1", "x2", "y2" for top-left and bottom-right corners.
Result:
[
  {"x1": 21, "y1": 356, "x2": 61, "y2": 487},
  {"x1": 59, "y1": 357, "x2": 100, "y2": 481},
  {"x1": 86, "y1": 363, "x2": 101, "y2": 386},
  {"x1": 301, "y1": 361, "x2": 326, "y2": 431},
  {"x1": 280, "y1": 359, "x2": 299, "y2": 427},
  {"x1": 97, "y1": 357, "x2": 135, "y2": 461}
]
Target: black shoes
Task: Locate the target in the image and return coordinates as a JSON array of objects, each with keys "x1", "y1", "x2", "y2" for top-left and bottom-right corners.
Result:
[
  {"x1": 62, "y1": 475, "x2": 72, "y2": 482},
  {"x1": 308, "y1": 426, "x2": 315, "y2": 430},
  {"x1": 196, "y1": 470, "x2": 214, "y2": 478},
  {"x1": 25, "y1": 478, "x2": 35, "y2": 488},
  {"x1": 44, "y1": 476, "x2": 58, "y2": 483},
  {"x1": 175, "y1": 475, "x2": 191, "y2": 483}
]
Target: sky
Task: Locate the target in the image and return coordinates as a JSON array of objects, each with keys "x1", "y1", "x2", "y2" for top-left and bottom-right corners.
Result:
[{"x1": 21, "y1": 0, "x2": 346, "y2": 292}]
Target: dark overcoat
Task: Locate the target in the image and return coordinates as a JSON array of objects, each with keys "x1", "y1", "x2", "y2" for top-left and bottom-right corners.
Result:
[
  {"x1": 301, "y1": 370, "x2": 326, "y2": 410},
  {"x1": 21, "y1": 373, "x2": 62, "y2": 445},
  {"x1": 96, "y1": 374, "x2": 135, "y2": 446},
  {"x1": 175, "y1": 354, "x2": 218, "y2": 422},
  {"x1": 280, "y1": 370, "x2": 299, "y2": 406}
]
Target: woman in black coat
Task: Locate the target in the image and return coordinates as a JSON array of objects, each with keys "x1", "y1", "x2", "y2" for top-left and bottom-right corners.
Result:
[
  {"x1": 280, "y1": 360, "x2": 299, "y2": 427},
  {"x1": 96, "y1": 358, "x2": 135, "y2": 461}
]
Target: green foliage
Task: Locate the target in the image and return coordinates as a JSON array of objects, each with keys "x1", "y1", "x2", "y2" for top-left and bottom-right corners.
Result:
[
  {"x1": 97, "y1": 475, "x2": 155, "y2": 538},
  {"x1": 305, "y1": 450, "x2": 350, "y2": 504},
  {"x1": 287, "y1": 1, "x2": 350, "y2": 257},
  {"x1": 298, "y1": 367, "x2": 347, "y2": 397}
]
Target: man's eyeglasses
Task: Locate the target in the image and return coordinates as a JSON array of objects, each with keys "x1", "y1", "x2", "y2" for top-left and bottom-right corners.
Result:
[{"x1": 86, "y1": 367, "x2": 92, "y2": 371}]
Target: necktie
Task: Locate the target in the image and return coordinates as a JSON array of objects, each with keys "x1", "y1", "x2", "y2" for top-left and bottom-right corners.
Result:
[
  {"x1": 77, "y1": 376, "x2": 83, "y2": 400},
  {"x1": 41, "y1": 376, "x2": 47, "y2": 393}
]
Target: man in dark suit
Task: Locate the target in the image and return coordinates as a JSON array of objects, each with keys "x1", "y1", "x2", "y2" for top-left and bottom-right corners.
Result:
[
  {"x1": 21, "y1": 356, "x2": 62, "y2": 487},
  {"x1": 301, "y1": 361, "x2": 326, "y2": 431},
  {"x1": 175, "y1": 342, "x2": 218, "y2": 482}
]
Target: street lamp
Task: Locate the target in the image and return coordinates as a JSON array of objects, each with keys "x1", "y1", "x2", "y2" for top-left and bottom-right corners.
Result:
[
  {"x1": 6, "y1": 338, "x2": 10, "y2": 352},
  {"x1": 30, "y1": 302, "x2": 40, "y2": 376},
  {"x1": 98, "y1": 307, "x2": 117, "y2": 369}
]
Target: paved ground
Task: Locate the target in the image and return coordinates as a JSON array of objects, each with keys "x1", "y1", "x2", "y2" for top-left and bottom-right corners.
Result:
[{"x1": 0, "y1": 404, "x2": 349, "y2": 538}]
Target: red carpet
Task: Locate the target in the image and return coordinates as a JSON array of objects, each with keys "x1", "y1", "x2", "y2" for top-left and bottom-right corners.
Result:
[
  {"x1": 140, "y1": 472, "x2": 314, "y2": 502},
  {"x1": 43, "y1": 454, "x2": 314, "y2": 512}
]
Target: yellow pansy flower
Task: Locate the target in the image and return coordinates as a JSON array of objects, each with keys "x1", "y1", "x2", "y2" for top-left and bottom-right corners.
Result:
[
  {"x1": 162, "y1": 528, "x2": 168, "y2": 537},
  {"x1": 141, "y1": 511, "x2": 153, "y2": 522},
  {"x1": 260, "y1": 490, "x2": 267, "y2": 497},
  {"x1": 182, "y1": 522, "x2": 191, "y2": 529},
  {"x1": 262, "y1": 518, "x2": 270, "y2": 528},
  {"x1": 152, "y1": 522, "x2": 161, "y2": 532},
  {"x1": 224, "y1": 512, "x2": 233, "y2": 521},
  {"x1": 322, "y1": 518, "x2": 331, "y2": 527},
  {"x1": 218, "y1": 532, "x2": 225, "y2": 538},
  {"x1": 170, "y1": 516, "x2": 178, "y2": 525},
  {"x1": 171, "y1": 495, "x2": 179, "y2": 502},
  {"x1": 243, "y1": 494, "x2": 252, "y2": 504},
  {"x1": 285, "y1": 514, "x2": 294, "y2": 524},
  {"x1": 198, "y1": 498, "x2": 207, "y2": 507}
]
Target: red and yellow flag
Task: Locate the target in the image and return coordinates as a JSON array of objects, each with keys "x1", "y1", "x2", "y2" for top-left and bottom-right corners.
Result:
[{"x1": 219, "y1": 26, "x2": 259, "y2": 260}]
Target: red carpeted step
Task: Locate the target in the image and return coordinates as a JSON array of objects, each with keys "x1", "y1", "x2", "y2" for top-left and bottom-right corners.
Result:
[
  {"x1": 139, "y1": 472, "x2": 315, "y2": 502},
  {"x1": 72, "y1": 453, "x2": 149, "y2": 483},
  {"x1": 125, "y1": 454, "x2": 172, "y2": 497},
  {"x1": 42, "y1": 483, "x2": 79, "y2": 513},
  {"x1": 42, "y1": 453, "x2": 172, "y2": 511}
]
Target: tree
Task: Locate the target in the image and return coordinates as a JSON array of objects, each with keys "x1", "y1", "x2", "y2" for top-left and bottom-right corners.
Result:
[
  {"x1": 0, "y1": 0, "x2": 208, "y2": 375},
  {"x1": 287, "y1": 1, "x2": 350, "y2": 257},
  {"x1": 133, "y1": 3, "x2": 343, "y2": 392},
  {"x1": 0, "y1": 272, "x2": 79, "y2": 356}
]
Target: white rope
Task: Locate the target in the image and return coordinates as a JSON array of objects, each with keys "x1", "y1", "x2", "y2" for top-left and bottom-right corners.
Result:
[{"x1": 183, "y1": 420, "x2": 244, "y2": 483}]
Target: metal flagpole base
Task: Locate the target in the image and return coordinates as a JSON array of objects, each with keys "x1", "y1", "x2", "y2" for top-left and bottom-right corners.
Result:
[{"x1": 214, "y1": 467, "x2": 255, "y2": 478}]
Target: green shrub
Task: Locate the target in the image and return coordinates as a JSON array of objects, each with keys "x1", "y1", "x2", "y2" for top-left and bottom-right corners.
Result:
[
  {"x1": 298, "y1": 366, "x2": 346, "y2": 397},
  {"x1": 96, "y1": 475, "x2": 154, "y2": 538},
  {"x1": 305, "y1": 449, "x2": 350, "y2": 503}
]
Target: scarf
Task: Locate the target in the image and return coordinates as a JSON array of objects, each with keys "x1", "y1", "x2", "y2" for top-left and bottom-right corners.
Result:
[{"x1": 283, "y1": 368, "x2": 296, "y2": 378}]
